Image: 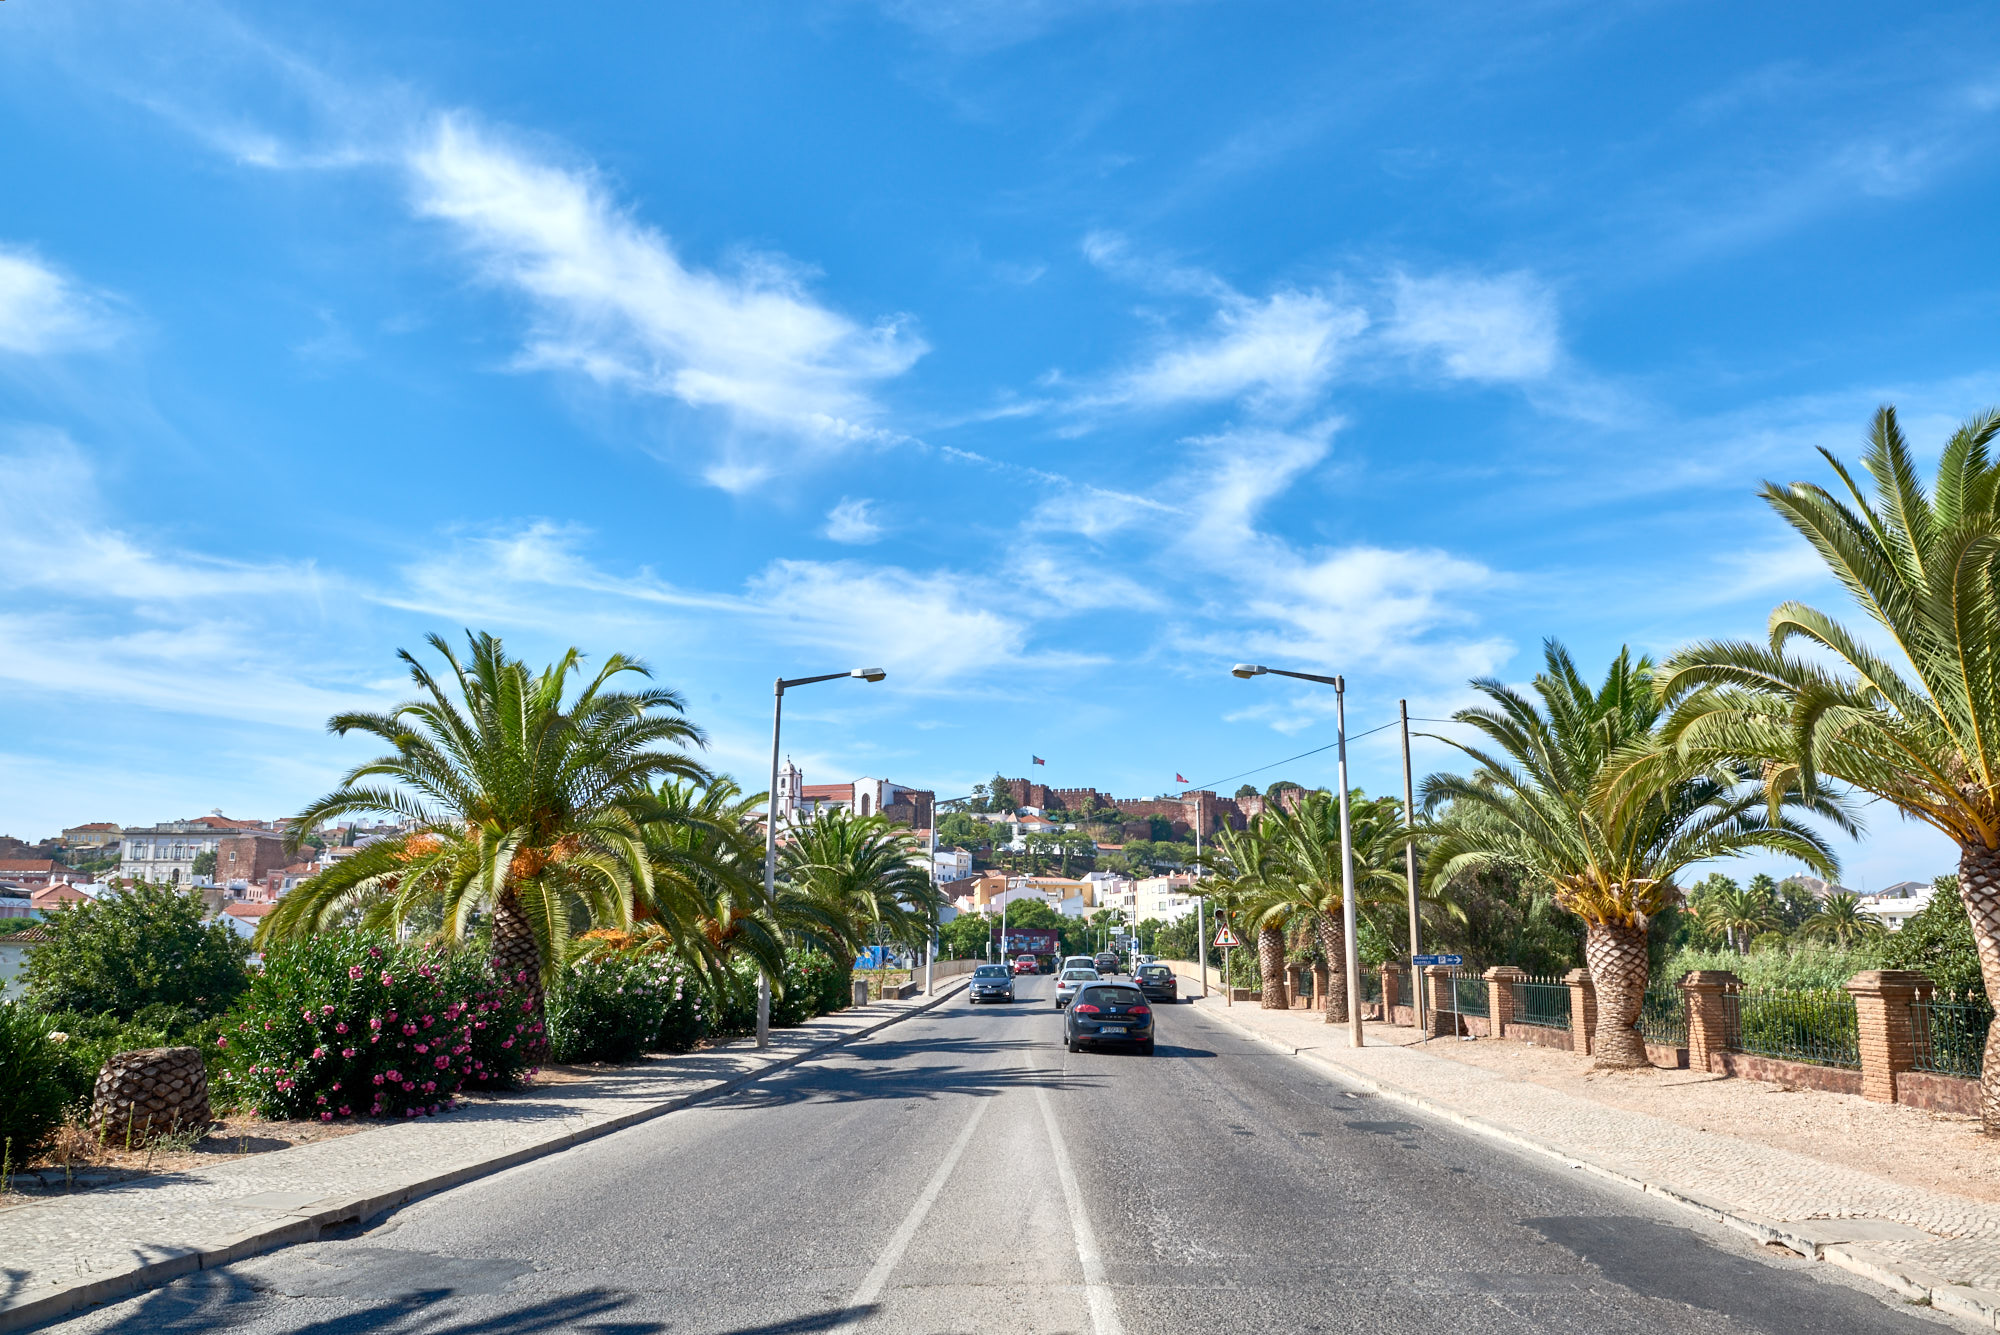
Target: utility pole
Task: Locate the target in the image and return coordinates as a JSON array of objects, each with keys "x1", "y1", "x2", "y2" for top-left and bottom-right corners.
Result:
[
  {"x1": 1334, "y1": 678, "x2": 1363, "y2": 1048},
  {"x1": 1401, "y1": 699, "x2": 1424, "y2": 1036},
  {"x1": 1197, "y1": 894, "x2": 1209, "y2": 999}
]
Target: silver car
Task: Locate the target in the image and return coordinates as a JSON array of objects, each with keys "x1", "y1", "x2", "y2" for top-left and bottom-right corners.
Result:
[
  {"x1": 1054, "y1": 967, "x2": 1099, "y2": 1009},
  {"x1": 968, "y1": 963, "x2": 1015, "y2": 1004}
]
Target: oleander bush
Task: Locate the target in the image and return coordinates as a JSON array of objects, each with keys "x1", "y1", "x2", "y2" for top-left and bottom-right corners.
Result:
[
  {"x1": 546, "y1": 952, "x2": 711, "y2": 1063},
  {"x1": 217, "y1": 931, "x2": 537, "y2": 1122},
  {"x1": 773, "y1": 948, "x2": 853, "y2": 1026},
  {"x1": 0, "y1": 1002, "x2": 68, "y2": 1162}
]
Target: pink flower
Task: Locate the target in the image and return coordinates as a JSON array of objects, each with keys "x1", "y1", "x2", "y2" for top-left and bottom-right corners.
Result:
[
  {"x1": 349, "y1": 965, "x2": 365, "y2": 981},
  {"x1": 303, "y1": 1007, "x2": 315, "y2": 1020},
  {"x1": 312, "y1": 1046, "x2": 326, "y2": 1060},
  {"x1": 434, "y1": 1056, "x2": 448, "y2": 1069},
  {"x1": 502, "y1": 1038, "x2": 514, "y2": 1049},
  {"x1": 403, "y1": 1081, "x2": 416, "y2": 1091},
  {"x1": 429, "y1": 1104, "x2": 440, "y2": 1115},
  {"x1": 338, "y1": 1106, "x2": 351, "y2": 1116},
  {"x1": 414, "y1": 1044, "x2": 428, "y2": 1054},
  {"x1": 321, "y1": 1111, "x2": 333, "y2": 1122},
  {"x1": 380, "y1": 971, "x2": 395, "y2": 986},
  {"x1": 386, "y1": 1069, "x2": 401, "y2": 1081},
  {"x1": 423, "y1": 1080, "x2": 436, "y2": 1093},
  {"x1": 215, "y1": 1036, "x2": 228, "y2": 1048},
  {"x1": 369, "y1": 946, "x2": 383, "y2": 959},
  {"x1": 343, "y1": 1048, "x2": 357, "y2": 1058},
  {"x1": 321, "y1": 1004, "x2": 335, "y2": 1015},
  {"x1": 370, "y1": 1018, "x2": 382, "y2": 1031},
  {"x1": 335, "y1": 1022, "x2": 348, "y2": 1034},
  {"x1": 373, "y1": 1074, "x2": 385, "y2": 1085}
]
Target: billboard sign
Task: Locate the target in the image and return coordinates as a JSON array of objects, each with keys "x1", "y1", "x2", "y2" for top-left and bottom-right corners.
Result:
[{"x1": 994, "y1": 926, "x2": 1060, "y2": 957}]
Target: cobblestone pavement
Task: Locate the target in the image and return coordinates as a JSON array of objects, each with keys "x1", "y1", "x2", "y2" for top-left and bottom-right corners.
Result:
[
  {"x1": 0, "y1": 983, "x2": 966, "y2": 1332},
  {"x1": 1181, "y1": 981, "x2": 2000, "y2": 1327}
]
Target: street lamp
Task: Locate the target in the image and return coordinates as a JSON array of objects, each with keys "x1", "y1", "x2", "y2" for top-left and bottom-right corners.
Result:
[
  {"x1": 763, "y1": 667, "x2": 887, "y2": 1048},
  {"x1": 1229, "y1": 663, "x2": 1364, "y2": 1048}
]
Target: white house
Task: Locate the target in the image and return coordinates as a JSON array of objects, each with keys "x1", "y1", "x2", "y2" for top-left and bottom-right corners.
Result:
[
  {"x1": 1860, "y1": 880, "x2": 1934, "y2": 932},
  {"x1": 932, "y1": 847, "x2": 973, "y2": 881},
  {"x1": 1134, "y1": 873, "x2": 1201, "y2": 923}
]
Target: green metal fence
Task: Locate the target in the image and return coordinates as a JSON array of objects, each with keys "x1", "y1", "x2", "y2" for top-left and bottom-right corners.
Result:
[
  {"x1": 1360, "y1": 970, "x2": 1382, "y2": 1004},
  {"x1": 1436, "y1": 970, "x2": 1488, "y2": 1018},
  {"x1": 1723, "y1": 987, "x2": 1859, "y2": 1069},
  {"x1": 1514, "y1": 977, "x2": 1571, "y2": 1030},
  {"x1": 1914, "y1": 996, "x2": 1993, "y2": 1079},
  {"x1": 1638, "y1": 983, "x2": 1687, "y2": 1048}
]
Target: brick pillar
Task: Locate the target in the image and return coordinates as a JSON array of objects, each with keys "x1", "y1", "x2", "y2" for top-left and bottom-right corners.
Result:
[
  {"x1": 1429, "y1": 967, "x2": 1455, "y2": 1037},
  {"x1": 1315, "y1": 960, "x2": 1332, "y2": 1014},
  {"x1": 1381, "y1": 963, "x2": 1402, "y2": 1021},
  {"x1": 1845, "y1": 969, "x2": 1933, "y2": 1104},
  {"x1": 1682, "y1": 969, "x2": 1738, "y2": 1073},
  {"x1": 1486, "y1": 966, "x2": 1525, "y2": 1041},
  {"x1": 1564, "y1": 967, "x2": 1597, "y2": 1056}
]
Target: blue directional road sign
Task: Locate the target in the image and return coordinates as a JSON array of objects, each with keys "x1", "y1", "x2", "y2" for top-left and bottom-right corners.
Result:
[{"x1": 1412, "y1": 954, "x2": 1463, "y2": 966}]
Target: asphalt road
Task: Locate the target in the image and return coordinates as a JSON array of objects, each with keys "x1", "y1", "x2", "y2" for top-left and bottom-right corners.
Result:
[{"x1": 46, "y1": 973, "x2": 1959, "y2": 1335}]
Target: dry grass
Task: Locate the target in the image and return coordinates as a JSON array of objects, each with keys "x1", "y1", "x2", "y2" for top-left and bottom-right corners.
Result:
[{"x1": 21, "y1": 1110, "x2": 367, "y2": 1183}]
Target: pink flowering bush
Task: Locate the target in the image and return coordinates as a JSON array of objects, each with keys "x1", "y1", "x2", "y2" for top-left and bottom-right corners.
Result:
[{"x1": 218, "y1": 931, "x2": 539, "y2": 1121}]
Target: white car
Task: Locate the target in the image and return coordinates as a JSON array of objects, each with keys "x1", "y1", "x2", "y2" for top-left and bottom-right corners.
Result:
[
  {"x1": 1061, "y1": 955, "x2": 1096, "y2": 973},
  {"x1": 1055, "y1": 967, "x2": 1100, "y2": 1009}
]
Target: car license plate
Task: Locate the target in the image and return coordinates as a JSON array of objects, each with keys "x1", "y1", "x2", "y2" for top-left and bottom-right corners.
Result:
[{"x1": 1097, "y1": 1019, "x2": 1129, "y2": 1027}]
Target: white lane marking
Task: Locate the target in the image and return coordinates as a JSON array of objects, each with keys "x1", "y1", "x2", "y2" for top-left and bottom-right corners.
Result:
[
  {"x1": 1032, "y1": 1064, "x2": 1126, "y2": 1335},
  {"x1": 838, "y1": 1095, "x2": 990, "y2": 1323}
]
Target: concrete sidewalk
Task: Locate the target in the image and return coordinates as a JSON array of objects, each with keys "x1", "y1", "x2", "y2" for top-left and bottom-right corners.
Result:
[
  {"x1": 0, "y1": 980, "x2": 967, "y2": 1332},
  {"x1": 1187, "y1": 987, "x2": 2000, "y2": 1328}
]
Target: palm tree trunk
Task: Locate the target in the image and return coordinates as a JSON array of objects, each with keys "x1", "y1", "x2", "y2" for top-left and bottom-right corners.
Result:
[
  {"x1": 1257, "y1": 926, "x2": 1290, "y2": 1009},
  {"x1": 491, "y1": 887, "x2": 549, "y2": 1065},
  {"x1": 1312, "y1": 910, "x2": 1348, "y2": 1023},
  {"x1": 1959, "y1": 842, "x2": 2000, "y2": 1134},
  {"x1": 1584, "y1": 920, "x2": 1649, "y2": 1068}
]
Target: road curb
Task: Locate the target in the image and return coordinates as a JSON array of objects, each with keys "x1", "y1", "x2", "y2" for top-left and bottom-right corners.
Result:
[
  {"x1": 0, "y1": 980, "x2": 969, "y2": 1333},
  {"x1": 1189, "y1": 997, "x2": 2000, "y2": 1328}
]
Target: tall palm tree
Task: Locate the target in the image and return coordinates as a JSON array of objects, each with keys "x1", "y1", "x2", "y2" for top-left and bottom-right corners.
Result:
[
  {"x1": 616, "y1": 776, "x2": 785, "y2": 991},
  {"x1": 779, "y1": 809, "x2": 941, "y2": 962},
  {"x1": 1422, "y1": 641, "x2": 1842, "y2": 1067},
  {"x1": 1657, "y1": 406, "x2": 2000, "y2": 1124},
  {"x1": 260, "y1": 633, "x2": 709, "y2": 1021},
  {"x1": 1194, "y1": 824, "x2": 1285, "y2": 1004},
  {"x1": 1802, "y1": 891, "x2": 1887, "y2": 946},
  {"x1": 1248, "y1": 791, "x2": 1416, "y2": 1023}
]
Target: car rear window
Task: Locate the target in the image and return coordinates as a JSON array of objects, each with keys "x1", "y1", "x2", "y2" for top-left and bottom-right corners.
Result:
[
  {"x1": 974, "y1": 966, "x2": 1009, "y2": 978},
  {"x1": 1139, "y1": 966, "x2": 1170, "y2": 978},
  {"x1": 1078, "y1": 986, "x2": 1144, "y2": 1006},
  {"x1": 1062, "y1": 969, "x2": 1099, "y2": 981}
]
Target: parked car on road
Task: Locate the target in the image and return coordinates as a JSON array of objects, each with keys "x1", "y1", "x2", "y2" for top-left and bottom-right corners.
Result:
[
  {"x1": 1134, "y1": 963, "x2": 1178, "y2": 1003},
  {"x1": 1063, "y1": 981, "x2": 1155, "y2": 1054},
  {"x1": 1054, "y1": 967, "x2": 1099, "y2": 1009},
  {"x1": 969, "y1": 963, "x2": 1015, "y2": 1004},
  {"x1": 1093, "y1": 951, "x2": 1122, "y2": 976},
  {"x1": 1013, "y1": 955, "x2": 1039, "y2": 975}
]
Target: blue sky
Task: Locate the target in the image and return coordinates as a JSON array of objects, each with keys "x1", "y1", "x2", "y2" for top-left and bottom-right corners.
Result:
[{"x1": 4, "y1": 1, "x2": 1997, "y2": 889}]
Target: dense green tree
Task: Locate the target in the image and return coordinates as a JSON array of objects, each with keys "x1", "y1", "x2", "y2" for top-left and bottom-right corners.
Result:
[
  {"x1": 23, "y1": 885, "x2": 251, "y2": 1020},
  {"x1": 934, "y1": 812, "x2": 990, "y2": 851},
  {"x1": 1659, "y1": 407, "x2": 2000, "y2": 1125},
  {"x1": 1878, "y1": 877, "x2": 1985, "y2": 997},
  {"x1": 1234, "y1": 784, "x2": 1259, "y2": 799},
  {"x1": 191, "y1": 851, "x2": 217, "y2": 879}
]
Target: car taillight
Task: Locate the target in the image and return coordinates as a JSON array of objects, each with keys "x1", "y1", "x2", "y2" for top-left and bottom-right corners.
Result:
[
  {"x1": 1129, "y1": 1005, "x2": 1151, "y2": 1015},
  {"x1": 1072, "y1": 1003, "x2": 1101, "y2": 1013}
]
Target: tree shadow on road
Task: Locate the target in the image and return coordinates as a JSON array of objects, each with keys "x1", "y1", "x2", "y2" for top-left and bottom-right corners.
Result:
[{"x1": 41, "y1": 1266, "x2": 662, "y2": 1335}]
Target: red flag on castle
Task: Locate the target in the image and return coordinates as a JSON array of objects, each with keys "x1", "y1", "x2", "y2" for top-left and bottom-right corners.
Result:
[
  {"x1": 1032, "y1": 755, "x2": 1046, "y2": 766},
  {"x1": 1176, "y1": 773, "x2": 1188, "y2": 784}
]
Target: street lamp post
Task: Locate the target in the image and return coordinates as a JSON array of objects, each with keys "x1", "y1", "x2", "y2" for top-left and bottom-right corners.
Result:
[
  {"x1": 764, "y1": 666, "x2": 887, "y2": 1049},
  {"x1": 1231, "y1": 663, "x2": 1364, "y2": 1048}
]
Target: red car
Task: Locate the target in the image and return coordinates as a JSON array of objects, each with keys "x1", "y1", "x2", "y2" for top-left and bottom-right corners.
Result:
[{"x1": 1013, "y1": 955, "x2": 1040, "y2": 975}]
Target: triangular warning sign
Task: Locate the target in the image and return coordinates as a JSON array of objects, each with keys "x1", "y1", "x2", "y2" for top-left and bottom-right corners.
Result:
[{"x1": 1212, "y1": 926, "x2": 1239, "y2": 948}]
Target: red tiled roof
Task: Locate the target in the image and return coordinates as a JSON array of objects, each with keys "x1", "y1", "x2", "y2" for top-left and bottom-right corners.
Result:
[
  {"x1": 223, "y1": 902, "x2": 275, "y2": 919},
  {"x1": 800, "y1": 784, "x2": 853, "y2": 799},
  {"x1": 0, "y1": 860, "x2": 58, "y2": 873},
  {"x1": 31, "y1": 885, "x2": 92, "y2": 907},
  {"x1": 67, "y1": 822, "x2": 120, "y2": 832}
]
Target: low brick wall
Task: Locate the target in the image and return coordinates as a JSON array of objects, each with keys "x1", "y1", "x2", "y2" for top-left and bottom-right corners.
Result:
[
  {"x1": 1506, "y1": 1023, "x2": 1574, "y2": 1052},
  {"x1": 1896, "y1": 1070, "x2": 1981, "y2": 1115},
  {"x1": 1438, "y1": 1013, "x2": 1492, "y2": 1038},
  {"x1": 1709, "y1": 1051, "x2": 1864, "y2": 1096},
  {"x1": 1646, "y1": 1043, "x2": 1689, "y2": 1070}
]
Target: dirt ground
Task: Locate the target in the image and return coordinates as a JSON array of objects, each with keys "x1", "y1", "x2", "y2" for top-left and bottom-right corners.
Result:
[
  {"x1": 1365, "y1": 1020, "x2": 2000, "y2": 1202},
  {"x1": 18, "y1": 1110, "x2": 367, "y2": 1186}
]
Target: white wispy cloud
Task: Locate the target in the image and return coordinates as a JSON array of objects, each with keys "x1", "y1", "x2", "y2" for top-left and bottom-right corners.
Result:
[
  {"x1": 1381, "y1": 269, "x2": 1560, "y2": 383},
  {"x1": 1108, "y1": 290, "x2": 1366, "y2": 412},
  {"x1": 0, "y1": 247, "x2": 119, "y2": 355},
  {"x1": 407, "y1": 116, "x2": 927, "y2": 488},
  {"x1": 824, "y1": 498, "x2": 884, "y2": 544}
]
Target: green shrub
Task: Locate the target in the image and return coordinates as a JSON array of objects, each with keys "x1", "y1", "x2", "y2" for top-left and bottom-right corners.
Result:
[
  {"x1": 546, "y1": 953, "x2": 710, "y2": 1063},
  {"x1": 23, "y1": 886, "x2": 251, "y2": 1020},
  {"x1": 218, "y1": 932, "x2": 536, "y2": 1122},
  {"x1": 0, "y1": 1002, "x2": 68, "y2": 1161},
  {"x1": 1659, "y1": 941, "x2": 1887, "y2": 991},
  {"x1": 30, "y1": 1007, "x2": 233, "y2": 1120},
  {"x1": 772, "y1": 948, "x2": 851, "y2": 1026}
]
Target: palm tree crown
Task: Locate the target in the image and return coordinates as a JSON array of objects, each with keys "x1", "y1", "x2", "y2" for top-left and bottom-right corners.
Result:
[{"x1": 261, "y1": 632, "x2": 710, "y2": 998}]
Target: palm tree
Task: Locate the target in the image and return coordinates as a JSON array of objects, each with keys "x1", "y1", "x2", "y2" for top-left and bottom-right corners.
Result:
[
  {"x1": 779, "y1": 809, "x2": 941, "y2": 964},
  {"x1": 260, "y1": 633, "x2": 709, "y2": 1022},
  {"x1": 1194, "y1": 824, "x2": 1285, "y2": 1004},
  {"x1": 1702, "y1": 886, "x2": 1780, "y2": 953},
  {"x1": 1802, "y1": 891, "x2": 1887, "y2": 946},
  {"x1": 1656, "y1": 407, "x2": 2000, "y2": 1124},
  {"x1": 1246, "y1": 791, "x2": 1417, "y2": 1023},
  {"x1": 617, "y1": 776, "x2": 784, "y2": 991},
  {"x1": 1422, "y1": 641, "x2": 1842, "y2": 1067}
]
